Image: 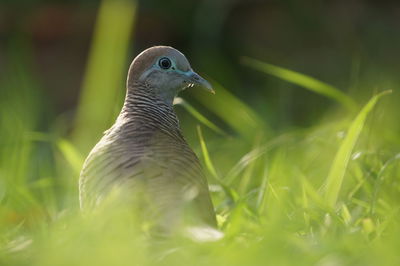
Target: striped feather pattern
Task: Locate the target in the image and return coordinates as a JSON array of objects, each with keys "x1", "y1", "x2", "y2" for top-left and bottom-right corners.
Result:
[{"x1": 79, "y1": 82, "x2": 216, "y2": 228}]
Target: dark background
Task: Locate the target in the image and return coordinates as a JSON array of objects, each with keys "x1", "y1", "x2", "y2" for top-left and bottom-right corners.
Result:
[{"x1": 1, "y1": 0, "x2": 399, "y2": 132}]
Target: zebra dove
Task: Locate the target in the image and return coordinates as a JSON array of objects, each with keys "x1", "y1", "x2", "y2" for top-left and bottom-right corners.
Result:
[{"x1": 79, "y1": 46, "x2": 217, "y2": 232}]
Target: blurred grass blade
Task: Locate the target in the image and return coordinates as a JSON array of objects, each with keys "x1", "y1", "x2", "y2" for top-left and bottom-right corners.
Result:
[
  {"x1": 241, "y1": 57, "x2": 357, "y2": 111},
  {"x1": 256, "y1": 162, "x2": 269, "y2": 213},
  {"x1": 299, "y1": 173, "x2": 325, "y2": 208},
  {"x1": 341, "y1": 203, "x2": 351, "y2": 225},
  {"x1": 238, "y1": 136, "x2": 262, "y2": 195},
  {"x1": 324, "y1": 90, "x2": 391, "y2": 208},
  {"x1": 301, "y1": 183, "x2": 310, "y2": 227},
  {"x1": 225, "y1": 133, "x2": 294, "y2": 184},
  {"x1": 196, "y1": 126, "x2": 219, "y2": 179},
  {"x1": 57, "y1": 138, "x2": 84, "y2": 174},
  {"x1": 225, "y1": 146, "x2": 266, "y2": 184},
  {"x1": 197, "y1": 126, "x2": 238, "y2": 202},
  {"x1": 73, "y1": 0, "x2": 137, "y2": 151},
  {"x1": 191, "y1": 80, "x2": 271, "y2": 140},
  {"x1": 175, "y1": 97, "x2": 227, "y2": 136}
]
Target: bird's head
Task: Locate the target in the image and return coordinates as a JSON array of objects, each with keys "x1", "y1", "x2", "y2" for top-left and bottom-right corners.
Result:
[{"x1": 127, "y1": 46, "x2": 213, "y2": 103}]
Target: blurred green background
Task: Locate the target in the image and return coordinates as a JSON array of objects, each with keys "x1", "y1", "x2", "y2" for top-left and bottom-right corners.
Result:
[{"x1": 0, "y1": 0, "x2": 399, "y2": 265}]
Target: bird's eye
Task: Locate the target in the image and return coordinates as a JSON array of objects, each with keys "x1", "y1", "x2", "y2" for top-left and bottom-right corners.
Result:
[{"x1": 158, "y1": 57, "x2": 172, "y2": 69}]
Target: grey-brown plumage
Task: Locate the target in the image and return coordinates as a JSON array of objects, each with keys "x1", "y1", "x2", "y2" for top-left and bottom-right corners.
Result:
[{"x1": 79, "y1": 46, "x2": 216, "y2": 231}]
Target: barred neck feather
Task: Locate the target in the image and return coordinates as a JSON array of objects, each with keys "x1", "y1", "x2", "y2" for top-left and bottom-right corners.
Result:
[{"x1": 113, "y1": 82, "x2": 182, "y2": 139}]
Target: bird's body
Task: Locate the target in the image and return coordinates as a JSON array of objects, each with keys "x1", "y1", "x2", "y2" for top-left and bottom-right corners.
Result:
[{"x1": 79, "y1": 46, "x2": 216, "y2": 232}]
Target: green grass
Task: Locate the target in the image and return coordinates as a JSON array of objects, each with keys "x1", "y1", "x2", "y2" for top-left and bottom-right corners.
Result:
[
  {"x1": 1, "y1": 1, "x2": 400, "y2": 265},
  {"x1": 241, "y1": 57, "x2": 357, "y2": 111}
]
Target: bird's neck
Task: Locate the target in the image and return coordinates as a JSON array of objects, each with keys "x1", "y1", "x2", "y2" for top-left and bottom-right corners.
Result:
[{"x1": 117, "y1": 83, "x2": 181, "y2": 132}]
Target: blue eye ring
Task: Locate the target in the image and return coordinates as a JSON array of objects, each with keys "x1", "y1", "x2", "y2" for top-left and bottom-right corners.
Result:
[{"x1": 158, "y1": 57, "x2": 172, "y2": 69}]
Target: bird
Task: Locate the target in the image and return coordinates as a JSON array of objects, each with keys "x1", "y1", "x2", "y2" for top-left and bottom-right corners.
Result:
[{"x1": 78, "y1": 46, "x2": 217, "y2": 234}]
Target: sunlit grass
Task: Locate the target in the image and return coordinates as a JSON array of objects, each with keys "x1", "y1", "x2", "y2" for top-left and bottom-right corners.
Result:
[
  {"x1": 323, "y1": 90, "x2": 392, "y2": 208},
  {"x1": 1, "y1": 0, "x2": 400, "y2": 265},
  {"x1": 191, "y1": 80, "x2": 271, "y2": 140},
  {"x1": 241, "y1": 56, "x2": 357, "y2": 111}
]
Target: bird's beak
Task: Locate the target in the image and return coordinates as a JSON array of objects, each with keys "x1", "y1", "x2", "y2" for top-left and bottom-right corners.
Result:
[{"x1": 186, "y1": 70, "x2": 215, "y2": 94}]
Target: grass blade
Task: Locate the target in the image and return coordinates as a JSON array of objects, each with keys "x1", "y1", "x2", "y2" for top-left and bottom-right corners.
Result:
[
  {"x1": 196, "y1": 126, "x2": 219, "y2": 179},
  {"x1": 225, "y1": 133, "x2": 294, "y2": 184},
  {"x1": 191, "y1": 80, "x2": 270, "y2": 140},
  {"x1": 174, "y1": 97, "x2": 227, "y2": 136},
  {"x1": 238, "y1": 136, "x2": 262, "y2": 195},
  {"x1": 299, "y1": 173, "x2": 325, "y2": 208},
  {"x1": 73, "y1": 0, "x2": 137, "y2": 151},
  {"x1": 241, "y1": 57, "x2": 357, "y2": 111},
  {"x1": 324, "y1": 90, "x2": 392, "y2": 207},
  {"x1": 57, "y1": 138, "x2": 84, "y2": 174},
  {"x1": 256, "y1": 162, "x2": 269, "y2": 213},
  {"x1": 197, "y1": 126, "x2": 238, "y2": 202}
]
